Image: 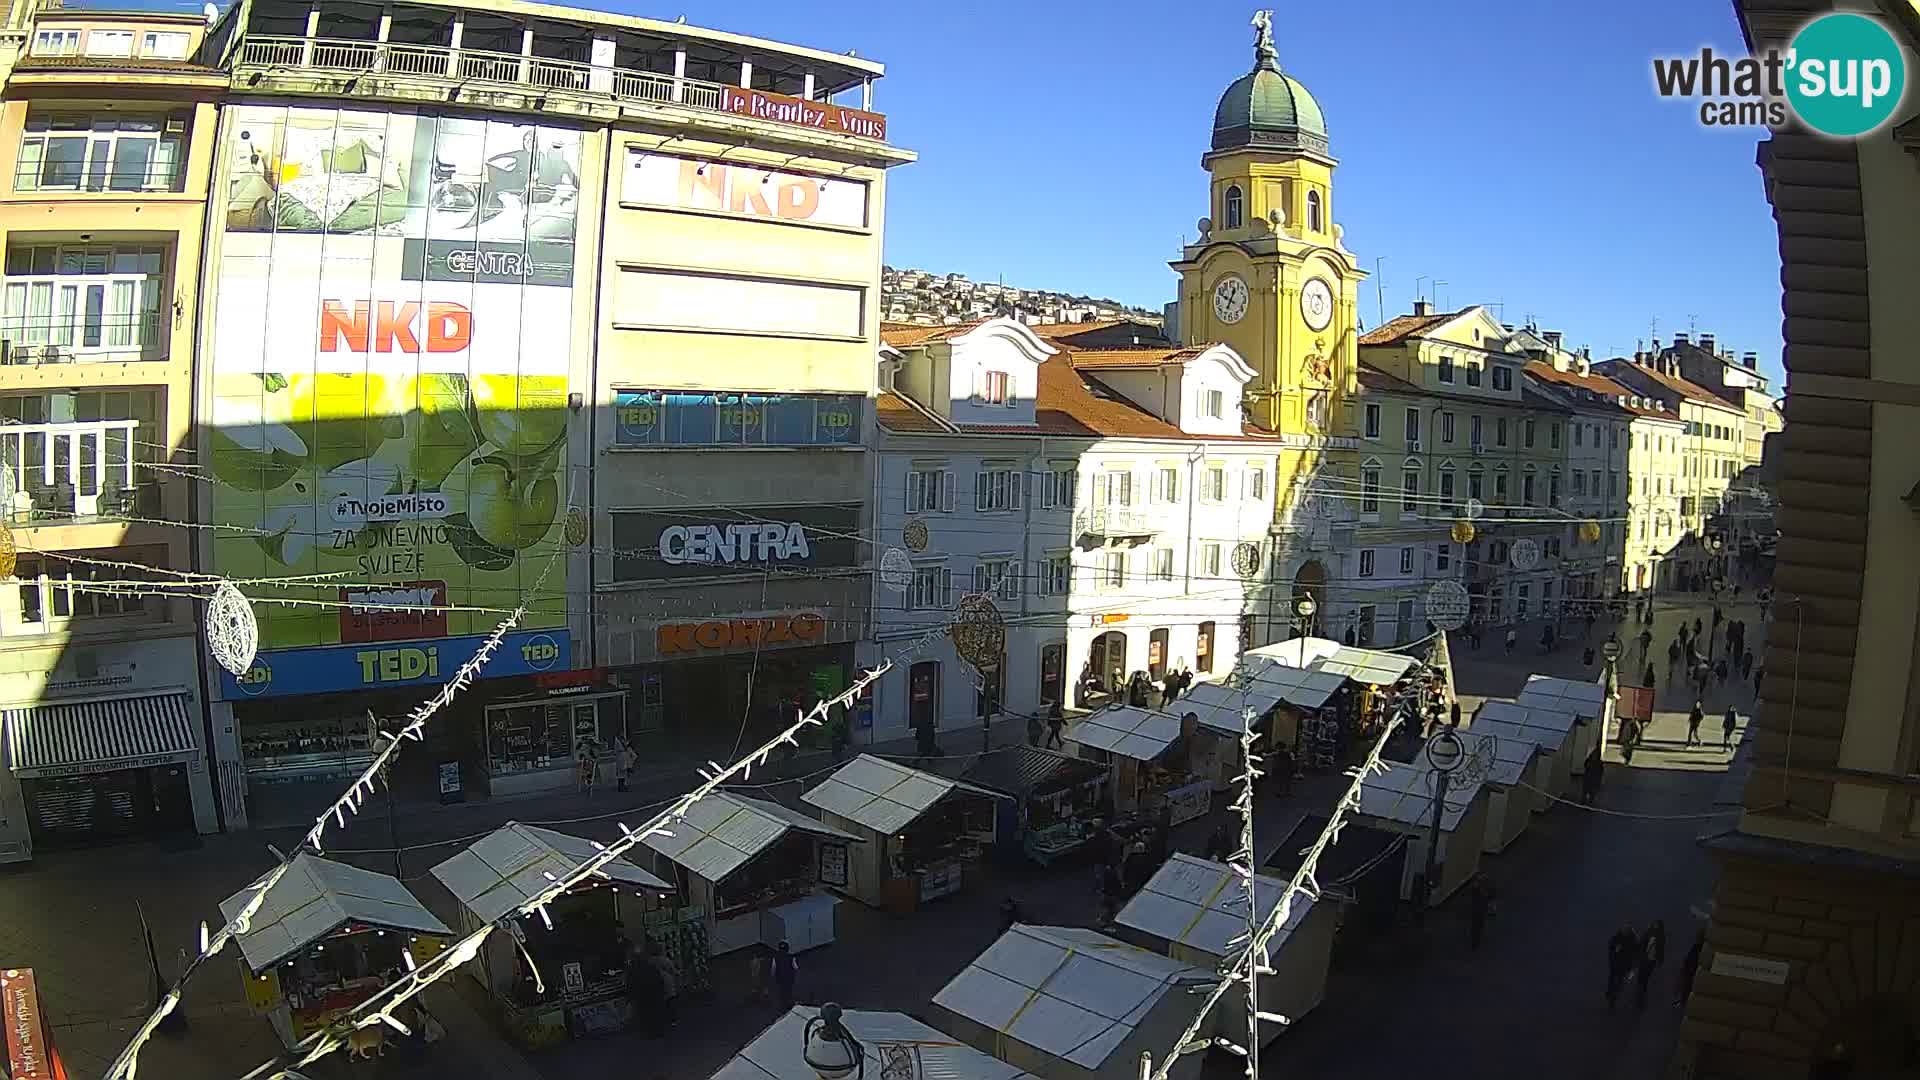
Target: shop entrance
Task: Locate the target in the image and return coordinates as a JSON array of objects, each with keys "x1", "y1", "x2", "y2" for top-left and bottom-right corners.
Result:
[
  {"x1": 909, "y1": 661, "x2": 940, "y2": 732},
  {"x1": 22, "y1": 764, "x2": 193, "y2": 849},
  {"x1": 1038, "y1": 643, "x2": 1065, "y2": 707},
  {"x1": 1089, "y1": 631, "x2": 1127, "y2": 695}
]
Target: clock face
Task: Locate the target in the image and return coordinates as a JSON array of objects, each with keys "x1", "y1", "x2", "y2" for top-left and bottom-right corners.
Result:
[
  {"x1": 1212, "y1": 274, "x2": 1249, "y2": 325},
  {"x1": 1300, "y1": 278, "x2": 1334, "y2": 331}
]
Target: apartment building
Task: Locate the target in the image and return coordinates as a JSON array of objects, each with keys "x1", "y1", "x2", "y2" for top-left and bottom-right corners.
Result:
[
  {"x1": 0, "y1": 5, "x2": 224, "y2": 860},
  {"x1": 862, "y1": 318, "x2": 1277, "y2": 741},
  {"x1": 190, "y1": 0, "x2": 910, "y2": 825},
  {"x1": 1673, "y1": 4, "x2": 1920, "y2": 1078},
  {"x1": 1516, "y1": 342, "x2": 1633, "y2": 601}
]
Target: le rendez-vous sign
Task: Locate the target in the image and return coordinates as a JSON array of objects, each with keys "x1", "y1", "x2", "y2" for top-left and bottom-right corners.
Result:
[{"x1": 718, "y1": 85, "x2": 887, "y2": 142}]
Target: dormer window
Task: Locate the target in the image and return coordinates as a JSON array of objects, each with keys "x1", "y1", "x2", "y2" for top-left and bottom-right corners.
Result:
[
  {"x1": 1201, "y1": 389, "x2": 1225, "y2": 419},
  {"x1": 977, "y1": 369, "x2": 1013, "y2": 407},
  {"x1": 1306, "y1": 190, "x2": 1323, "y2": 232},
  {"x1": 1224, "y1": 185, "x2": 1244, "y2": 230}
]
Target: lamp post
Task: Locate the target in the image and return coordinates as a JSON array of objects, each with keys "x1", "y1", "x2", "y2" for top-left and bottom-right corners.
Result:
[
  {"x1": 1601, "y1": 636, "x2": 1623, "y2": 743},
  {"x1": 1420, "y1": 727, "x2": 1465, "y2": 920},
  {"x1": 1294, "y1": 596, "x2": 1316, "y2": 668},
  {"x1": 803, "y1": 1003, "x2": 863, "y2": 1080}
]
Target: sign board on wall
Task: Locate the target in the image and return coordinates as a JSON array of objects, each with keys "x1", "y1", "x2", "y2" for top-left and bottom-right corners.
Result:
[
  {"x1": 716, "y1": 87, "x2": 887, "y2": 142},
  {"x1": 219, "y1": 630, "x2": 570, "y2": 699},
  {"x1": 623, "y1": 151, "x2": 869, "y2": 228},
  {"x1": 610, "y1": 504, "x2": 861, "y2": 581},
  {"x1": 210, "y1": 104, "x2": 582, "y2": 693},
  {"x1": 612, "y1": 390, "x2": 861, "y2": 448},
  {"x1": 657, "y1": 612, "x2": 827, "y2": 656}
]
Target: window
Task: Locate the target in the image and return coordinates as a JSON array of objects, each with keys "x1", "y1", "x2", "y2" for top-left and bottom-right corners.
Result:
[
  {"x1": 1040, "y1": 554, "x2": 1071, "y2": 596},
  {"x1": 1203, "y1": 466, "x2": 1226, "y2": 502},
  {"x1": 1093, "y1": 470, "x2": 1134, "y2": 506},
  {"x1": 1574, "y1": 471, "x2": 1587, "y2": 496},
  {"x1": 1491, "y1": 365, "x2": 1513, "y2": 391},
  {"x1": 1103, "y1": 551, "x2": 1127, "y2": 589},
  {"x1": 1523, "y1": 472, "x2": 1536, "y2": 504},
  {"x1": 1356, "y1": 604, "x2": 1376, "y2": 646},
  {"x1": 1549, "y1": 473, "x2": 1561, "y2": 505},
  {"x1": 1608, "y1": 472, "x2": 1618, "y2": 497},
  {"x1": 1439, "y1": 467, "x2": 1456, "y2": 507},
  {"x1": 974, "y1": 467, "x2": 1023, "y2": 512},
  {"x1": 1196, "y1": 622, "x2": 1215, "y2": 674},
  {"x1": 1495, "y1": 417, "x2": 1508, "y2": 447},
  {"x1": 1039, "y1": 467, "x2": 1077, "y2": 509},
  {"x1": 1524, "y1": 419, "x2": 1535, "y2": 448},
  {"x1": 1441, "y1": 411, "x2": 1455, "y2": 443},
  {"x1": 1152, "y1": 548, "x2": 1174, "y2": 582},
  {"x1": 973, "y1": 557, "x2": 1020, "y2": 601},
  {"x1": 1470, "y1": 415, "x2": 1484, "y2": 447},
  {"x1": 1436, "y1": 543, "x2": 1451, "y2": 571},
  {"x1": 1550, "y1": 423, "x2": 1560, "y2": 449},
  {"x1": 1545, "y1": 537, "x2": 1562, "y2": 558},
  {"x1": 84, "y1": 29, "x2": 133, "y2": 56},
  {"x1": 1495, "y1": 470, "x2": 1509, "y2": 501},
  {"x1": 1306, "y1": 391, "x2": 1328, "y2": 430},
  {"x1": 1223, "y1": 185, "x2": 1244, "y2": 229},
  {"x1": 1306, "y1": 189, "x2": 1323, "y2": 231},
  {"x1": 1361, "y1": 466, "x2": 1381, "y2": 513},
  {"x1": 1154, "y1": 466, "x2": 1181, "y2": 504},
  {"x1": 1516, "y1": 584, "x2": 1530, "y2": 619},
  {"x1": 1610, "y1": 428, "x2": 1619, "y2": 449},
  {"x1": 1405, "y1": 408, "x2": 1421, "y2": 444},
  {"x1": 1364, "y1": 403, "x2": 1381, "y2": 439},
  {"x1": 1468, "y1": 467, "x2": 1485, "y2": 501},
  {"x1": 1438, "y1": 354, "x2": 1455, "y2": 383},
  {"x1": 1574, "y1": 424, "x2": 1583, "y2": 447},
  {"x1": 32, "y1": 30, "x2": 78, "y2": 55},
  {"x1": 3, "y1": 244, "x2": 166, "y2": 359},
  {"x1": 909, "y1": 561, "x2": 953, "y2": 610},
  {"x1": 1399, "y1": 547, "x2": 1415, "y2": 574},
  {"x1": 1359, "y1": 549, "x2": 1376, "y2": 578},
  {"x1": 905, "y1": 466, "x2": 952, "y2": 513},
  {"x1": 977, "y1": 369, "x2": 1013, "y2": 406},
  {"x1": 1401, "y1": 470, "x2": 1419, "y2": 511},
  {"x1": 16, "y1": 550, "x2": 160, "y2": 628},
  {"x1": 1466, "y1": 363, "x2": 1483, "y2": 387},
  {"x1": 141, "y1": 31, "x2": 189, "y2": 58},
  {"x1": 1246, "y1": 468, "x2": 1266, "y2": 500},
  {"x1": 1200, "y1": 543, "x2": 1222, "y2": 578},
  {"x1": 1202, "y1": 389, "x2": 1225, "y2": 419}
]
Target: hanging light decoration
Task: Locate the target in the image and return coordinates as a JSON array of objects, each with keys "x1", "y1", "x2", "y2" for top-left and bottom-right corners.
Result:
[
  {"x1": 902, "y1": 518, "x2": 930, "y2": 553},
  {"x1": 206, "y1": 582, "x2": 259, "y2": 677},
  {"x1": 1580, "y1": 520, "x2": 1603, "y2": 544},
  {"x1": 1450, "y1": 520, "x2": 1476, "y2": 545},
  {"x1": 949, "y1": 593, "x2": 1006, "y2": 673},
  {"x1": 564, "y1": 508, "x2": 589, "y2": 547},
  {"x1": 0, "y1": 523, "x2": 15, "y2": 580}
]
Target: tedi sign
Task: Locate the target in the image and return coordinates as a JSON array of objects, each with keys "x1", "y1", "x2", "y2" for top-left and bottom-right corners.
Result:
[{"x1": 659, "y1": 522, "x2": 812, "y2": 566}]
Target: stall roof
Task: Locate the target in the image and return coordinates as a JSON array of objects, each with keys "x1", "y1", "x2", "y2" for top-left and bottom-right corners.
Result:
[
  {"x1": 219, "y1": 852, "x2": 450, "y2": 973},
  {"x1": 933, "y1": 925, "x2": 1209, "y2": 1071},
  {"x1": 712, "y1": 1006, "x2": 1036, "y2": 1080},
  {"x1": 1357, "y1": 762, "x2": 1484, "y2": 831},
  {"x1": 1243, "y1": 660, "x2": 1348, "y2": 709},
  {"x1": 1466, "y1": 717, "x2": 1561, "y2": 758},
  {"x1": 1246, "y1": 638, "x2": 1418, "y2": 686},
  {"x1": 1176, "y1": 678, "x2": 1286, "y2": 736},
  {"x1": 962, "y1": 746, "x2": 1109, "y2": 800},
  {"x1": 1066, "y1": 706, "x2": 1183, "y2": 762},
  {"x1": 430, "y1": 822, "x2": 672, "y2": 923},
  {"x1": 1475, "y1": 700, "x2": 1580, "y2": 744},
  {"x1": 641, "y1": 792, "x2": 862, "y2": 884},
  {"x1": 1115, "y1": 853, "x2": 1311, "y2": 958},
  {"x1": 1517, "y1": 675, "x2": 1607, "y2": 716},
  {"x1": 802, "y1": 754, "x2": 1006, "y2": 836},
  {"x1": 1445, "y1": 730, "x2": 1540, "y2": 788}
]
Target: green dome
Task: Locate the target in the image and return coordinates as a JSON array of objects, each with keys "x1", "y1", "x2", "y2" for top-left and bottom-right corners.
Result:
[{"x1": 1212, "y1": 58, "x2": 1328, "y2": 156}]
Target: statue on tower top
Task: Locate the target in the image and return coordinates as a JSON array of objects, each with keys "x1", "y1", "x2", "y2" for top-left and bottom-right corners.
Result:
[{"x1": 1251, "y1": 9, "x2": 1278, "y2": 67}]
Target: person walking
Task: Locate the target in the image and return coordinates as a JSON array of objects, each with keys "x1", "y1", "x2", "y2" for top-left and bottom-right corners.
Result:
[
  {"x1": 1504, "y1": 628, "x2": 1517, "y2": 656},
  {"x1": 1693, "y1": 616, "x2": 1704, "y2": 640},
  {"x1": 1045, "y1": 704, "x2": 1066, "y2": 749},
  {"x1": 1468, "y1": 878, "x2": 1491, "y2": 951},
  {"x1": 612, "y1": 735, "x2": 633, "y2": 793},
  {"x1": 1723, "y1": 705, "x2": 1740, "y2": 751},
  {"x1": 1273, "y1": 742, "x2": 1295, "y2": 797},
  {"x1": 1642, "y1": 663, "x2": 1657, "y2": 690},
  {"x1": 1581, "y1": 744, "x2": 1604, "y2": 804},
  {"x1": 649, "y1": 943, "x2": 680, "y2": 1029},
  {"x1": 577, "y1": 742, "x2": 598, "y2": 796},
  {"x1": 1637, "y1": 627, "x2": 1653, "y2": 663},
  {"x1": 1739, "y1": 649, "x2": 1754, "y2": 680},
  {"x1": 1674, "y1": 929, "x2": 1706, "y2": 1006},
  {"x1": 1686, "y1": 700, "x2": 1705, "y2": 747},
  {"x1": 1714, "y1": 657, "x2": 1729, "y2": 688},
  {"x1": 1606, "y1": 926, "x2": 1638, "y2": 1010},
  {"x1": 1619, "y1": 716, "x2": 1639, "y2": 765},
  {"x1": 1635, "y1": 921, "x2": 1668, "y2": 1010},
  {"x1": 1026, "y1": 710, "x2": 1044, "y2": 747},
  {"x1": 1753, "y1": 663, "x2": 1765, "y2": 698},
  {"x1": 771, "y1": 941, "x2": 799, "y2": 1012}
]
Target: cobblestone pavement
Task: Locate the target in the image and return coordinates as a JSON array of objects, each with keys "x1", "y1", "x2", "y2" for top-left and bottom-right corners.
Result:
[{"x1": 0, "y1": 593, "x2": 1762, "y2": 1079}]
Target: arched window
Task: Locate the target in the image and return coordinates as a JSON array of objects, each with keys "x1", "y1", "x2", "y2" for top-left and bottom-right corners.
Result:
[
  {"x1": 1306, "y1": 189, "x2": 1323, "y2": 232},
  {"x1": 1224, "y1": 185, "x2": 1244, "y2": 229}
]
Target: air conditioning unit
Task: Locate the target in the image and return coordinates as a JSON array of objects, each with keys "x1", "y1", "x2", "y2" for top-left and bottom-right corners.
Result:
[{"x1": 1406, "y1": 438, "x2": 1422, "y2": 453}]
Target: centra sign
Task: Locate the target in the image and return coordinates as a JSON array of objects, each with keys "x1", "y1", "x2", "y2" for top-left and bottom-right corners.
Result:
[{"x1": 659, "y1": 522, "x2": 812, "y2": 566}]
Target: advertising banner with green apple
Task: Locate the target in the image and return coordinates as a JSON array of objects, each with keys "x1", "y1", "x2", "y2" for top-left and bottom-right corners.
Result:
[{"x1": 208, "y1": 104, "x2": 579, "y2": 683}]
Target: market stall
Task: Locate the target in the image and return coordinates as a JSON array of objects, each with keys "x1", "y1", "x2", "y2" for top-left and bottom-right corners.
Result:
[
  {"x1": 1352, "y1": 762, "x2": 1489, "y2": 906},
  {"x1": 801, "y1": 755, "x2": 1006, "y2": 911},
  {"x1": 712, "y1": 1006, "x2": 1036, "y2": 1080},
  {"x1": 640, "y1": 791, "x2": 862, "y2": 958},
  {"x1": 223, "y1": 852, "x2": 450, "y2": 1050},
  {"x1": 1517, "y1": 675, "x2": 1608, "y2": 773},
  {"x1": 931, "y1": 924, "x2": 1211, "y2": 1080},
  {"x1": 1471, "y1": 700, "x2": 1580, "y2": 798},
  {"x1": 429, "y1": 822, "x2": 674, "y2": 1048},
  {"x1": 960, "y1": 746, "x2": 1110, "y2": 868},
  {"x1": 1171, "y1": 678, "x2": 1286, "y2": 791},
  {"x1": 1113, "y1": 853, "x2": 1334, "y2": 1051},
  {"x1": 1066, "y1": 706, "x2": 1209, "y2": 825},
  {"x1": 1237, "y1": 660, "x2": 1348, "y2": 769},
  {"x1": 1444, "y1": 730, "x2": 1545, "y2": 853}
]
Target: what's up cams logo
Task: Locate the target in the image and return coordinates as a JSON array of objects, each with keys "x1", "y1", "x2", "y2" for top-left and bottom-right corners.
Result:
[{"x1": 1654, "y1": 12, "x2": 1907, "y2": 136}]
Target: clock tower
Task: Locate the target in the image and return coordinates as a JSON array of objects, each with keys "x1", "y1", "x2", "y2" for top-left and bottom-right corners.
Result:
[{"x1": 1171, "y1": 10, "x2": 1367, "y2": 441}]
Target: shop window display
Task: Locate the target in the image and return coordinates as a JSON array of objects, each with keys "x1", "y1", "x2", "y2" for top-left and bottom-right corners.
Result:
[
  {"x1": 240, "y1": 713, "x2": 375, "y2": 782},
  {"x1": 486, "y1": 702, "x2": 573, "y2": 774}
]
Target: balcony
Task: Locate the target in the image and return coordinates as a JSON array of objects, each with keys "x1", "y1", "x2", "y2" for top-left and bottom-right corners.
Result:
[
  {"x1": 0, "y1": 314, "x2": 166, "y2": 367},
  {"x1": 13, "y1": 158, "x2": 186, "y2": 196},
  {"x1": 1074, "y1": 506, "x2": 1157, "y2": 540},
  {"x1": 0, "y1": 419, "x2": 155, "y2": 525}
]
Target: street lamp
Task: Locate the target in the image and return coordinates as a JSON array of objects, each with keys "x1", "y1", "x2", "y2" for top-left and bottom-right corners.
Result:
[
  {"x1": 1600, "y1": 636, "x2": 1623, "y2": 738},
  {"x1": 803, "y1": 1003, "x2": 863, "y2": 1080},
  {"x1": 1420, "y1": 727, "x2": 1465, "y2": 919},
  {"x1": 1295, "y1": 596, "x2": 1317, "y2": 668}
]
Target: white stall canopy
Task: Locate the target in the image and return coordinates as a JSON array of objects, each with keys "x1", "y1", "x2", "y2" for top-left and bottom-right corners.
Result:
[
  {"x1": 1173, "y1": 679, "x2": 1287, "y2": 737},
  {"x1": 1067, "y1": 706, "x2": 1183, "y2": 762},
  {"x1": 1115, "y1": 853, "x2": 1309, "y2": 957},
  {"x1": 934, "y1": 925, "x2": 1209, "y2": 1072},
  {"x1": 1474, "y1": 700, "x2": 1579, "y2": 752},
  {"x1": 430, "y1": 822, "x2": 672, "y2": 923},
  {"x1": 1445, "y1": 730, "x2": 1540, "y2": 789},
  {"x1": 801, "y1": 754, "x2": 1006, "y2": 836},
  {"x1": 642, "y1": 792, "x2": 862, "y2": 883},
  {"x1": 1517, "y1": 675, "x2": 1607, "y2": 717},
  {"x1": 220, "y1": 852, "x2": 450, "y2": 973},
  {"x1": 712, "y1": 1006, "x2": 1036, "y2": 1080},
  {"x1": 1245, "y1": 638, "x2": 1417, "y2": 687},
  {"x1": 1357, "y1": 762, "x2": 1485, "y2": 832}
]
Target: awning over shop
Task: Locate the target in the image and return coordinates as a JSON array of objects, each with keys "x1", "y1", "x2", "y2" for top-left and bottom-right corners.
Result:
[
  {"x1": 1357, "y1": 762, "x2": 1484, "y2": 831},
  {"x1": 933, "y1": 925, "x2": 1209, "y2": 1071},
  {"x1": 1174, "y1": 679, "x2": 1287, "y2": 737},
  {"x1": 1065, "y1": 706, "x2": 1183, "y2": 762},
  {"x1": 430, "y1": 822, "x2": 672, "y2": 923},
  {"x1": 712, "y1": 1006, "x2": 1036, "y2": 1080},
  {"x1": 961, "y1": 746, "x2": 1109, "y2": 801},
  {"x1": 220, "y1": 852, "x2": 450, "y2": 973},
  {"x1": 1115, "y1": 853, "x2": 1310, "y2": 958},
  {"x1": 641, "y1": 791, "x2": 862, "y2": 885},
  {"x1": 3, "y1": 691, "x2": 199, "y2": 779},
  {"x1": 1517, "y1": 675, "x2": 1607, "y2": 718},
  {"x1": 801, "y1": 754, "x2": 1007, "y2": 837}
]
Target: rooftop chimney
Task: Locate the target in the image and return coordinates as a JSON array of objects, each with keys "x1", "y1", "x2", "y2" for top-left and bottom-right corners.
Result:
[
  {"x1": 1699, "y1": 333, "x2": 1715, "y2": 354},
  {"x1": 1674, "y1": 332, "x2": 1689, "y2": 346},
  {"x1": 1743, "y1": 351, "x2": 1758, "y2": 366},
  {"x1": 1413, "y1": 300, "x2": 1432, "y2": 317},
  {"x1": 1544, "y1": 330, "x2": 1563, "y2": 350}
]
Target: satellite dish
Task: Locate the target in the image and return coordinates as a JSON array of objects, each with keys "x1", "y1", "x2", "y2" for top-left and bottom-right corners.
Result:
[
  {"x1": 203, "y1": 1, "x2": 218, "y2": 23},
  {"x1": 878, "y1": 548, "x2": 913, "y2": 594}
]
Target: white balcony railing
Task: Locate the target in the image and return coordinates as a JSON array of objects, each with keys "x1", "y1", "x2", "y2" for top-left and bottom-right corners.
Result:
[
  {"x1": 0, "y1": 419, "x2": 148, "y2": 524},
  {"x1": 1074, "y1": 506, "x2": 1157, "y2": 538}
]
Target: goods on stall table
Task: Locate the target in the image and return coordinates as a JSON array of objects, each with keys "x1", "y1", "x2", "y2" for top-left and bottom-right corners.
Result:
[
  {"x1": 642, "y1": 910, "x2": 710, "y2": 993},
  {"x1": 1301, "y1": 714, "x2": 1338, "y2": 771}
]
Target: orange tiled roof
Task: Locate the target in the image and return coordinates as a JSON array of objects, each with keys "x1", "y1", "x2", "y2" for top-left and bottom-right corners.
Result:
[
  {"x1": 874, "y1": 391, "x2": 953, "y2": 433},
  {"x1": 879, "y1": 321, "x2": 983, "y2": 348},
  {"x1": 1355, "y1": 363, "x2": 1420, "y2": 394},
  {"x1": 1067, "y1": 346, "x2": 1206, "y2": 370},
  {"x1": 1021, "y1": 319, "x2": 1141, "y2": 340},
  {"x1": 1357, "y1": 310, "x2": 1463, "y2": 346},
  {"x1": 1599, "y1": 360, "x2": 1742, "y2": 413},
  {"x1": 1528, "y1": 361, "x2": 1681, "y2": 421}
]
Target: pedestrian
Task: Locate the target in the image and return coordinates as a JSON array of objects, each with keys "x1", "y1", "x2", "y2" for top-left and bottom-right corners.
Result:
[
  {"x1": 1642, "y1": 663, "x2": 1656, "y2": 689},
  {"x1": 1712, "y1": 605, "x2": 1723, "y2": 634},
  {"x1": 1686, "y1": 700, "x2": 1704, "y2": 747},
  {"x1": 1584, "y1": 611, "x2": 1596, "y2": 641},
  {"x1": 577, "y1": 742, "x2": 598, "y2": 796},
  {"x1": 625, "y1": 942, "x2": 667, "y2": 1036},
  {"x1": 1674, "y1": 929, "x2": 1705, "y2": 1006},
  {"x1": 1620, "y1": 717, "x2": 1639, "y2": 765},
  {"x1": 1273, "y1": 742, "x2": 1295, "y2": 797},
  {"x1": 1205, "y1": 819, "x2": 1232, "y2": 862},
  {"x1": 1583, "y1": 645, "x2": 1595, "y2": 668},
  {"x1": 1714, "y1": 657, "x2": 1729, "y2": 687},
  {"x1": 771, "y1": 941, "x2": 799, "y2": 1011},
  {"x1": 1606, "y1": 926, "x2": 1638, "y2": 1010},
  {"x1": 1723, "y1": 705, "x2": 1739, "y2": 751},
  {"x1": 1693, "y1": 616, "x2": 1703, "y2": 639},
  {"x1": 828, "y1": 704, "x2": 850, "y2": 761},
  {"x1": 1468, "y1": 878, "x2": 1490, "y2": 951},
  {"x1": 649, "y1": 942, "x2": 680, "y2": 1028},
  {"x1": 1045, "y1": 703, "x2": 1066, "y2": 749},
  {"x1": 1581, "y1": 744, "x2": 1604, "y2": 804},
  {"x1": 1504, "y1": 628, "x2": 1517, "y2": 656},
  {"x1": 1026, "y1": 711, "x2": 1043, "y2": 747},
  {"x1": 612, "y1": 735, "x2": 632, "y2": 792},
  {"x1": 1667, "y1": 638, "x2": 1681, "y2": 674},
  {"x1": 1753, "y1": 663, "x2": 1765, "y2": 698},
  {"x1": 1637, "y1": 627, "x2": 1652, "y2": 662},
  {"x1": 1635, "y1": 920, "x2": 1668, "y2": 1010},
  {"x1": 1740, "y1": 649, "x2": 1754, "y2": 680}
]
